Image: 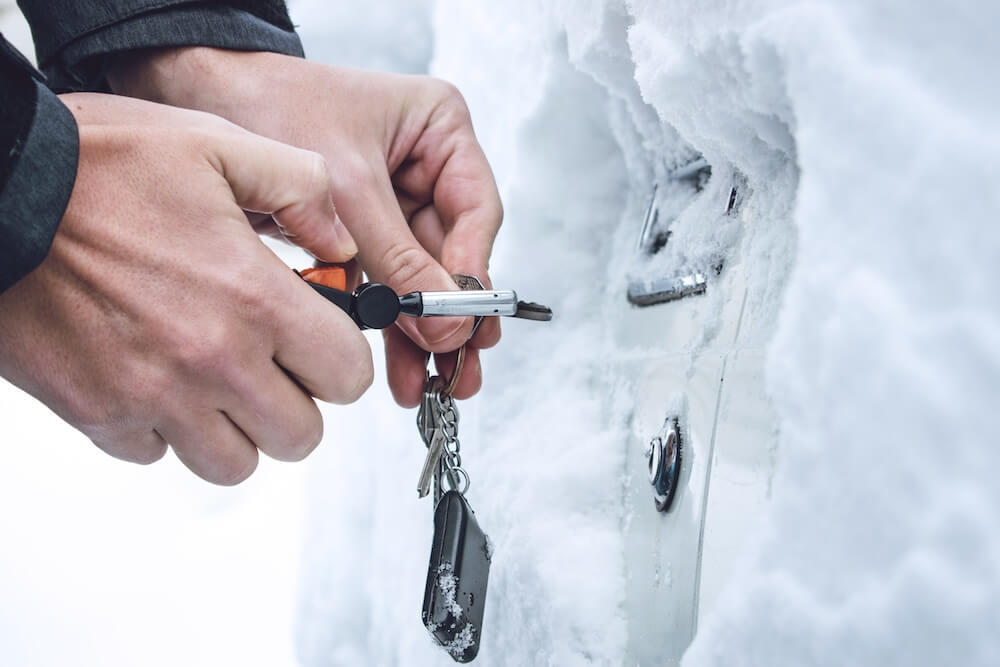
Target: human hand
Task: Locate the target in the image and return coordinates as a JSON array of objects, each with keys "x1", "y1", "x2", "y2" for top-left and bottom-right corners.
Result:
[
  {"x1": 108, "y1": 49, "x2": 503, "y2": 407},
  {"x1": 0, "y1": 93, "x2": 373, "y2": 484}
]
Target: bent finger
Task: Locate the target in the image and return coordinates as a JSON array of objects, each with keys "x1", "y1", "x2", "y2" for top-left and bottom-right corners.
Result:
[
  {"x1": 209, "y1": 132, "x2": 357, "y2": 262},
  {"x1": 91, "y1": 428, "x2": 168, "y2": 465},
  {"x1": 384, "y1": 324, "x2": 431, "y2": 408},
  {"x1": 433, "y1": 347, "x2": 482, "y2": 400},
  {"x1": 333, "y1": 159, "x2": 473, "y2": 352},
  {"x1": 409, "y1": 204, "x2": 501, "y2": 351},
  {"x1": 160, "y1": 411, "x2": 259, "y2": 486},
  {"x1": 269, "y1": 260, "x2": 375, "y2": 404},
  {"x1": 393, "y1": 125, "x2": 502, "y2": 285},
  {"x1": 221, "y1": 359, "x2": 324, "y2": 463}
]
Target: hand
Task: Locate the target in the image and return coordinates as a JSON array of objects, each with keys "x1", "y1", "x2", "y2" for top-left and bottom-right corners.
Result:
[
  {"x1": 0, "y1": 93, "x2": 373, "y2": 484},
  {"x1": 108, "y1": 48, "x2": 504, "y2": 407}
]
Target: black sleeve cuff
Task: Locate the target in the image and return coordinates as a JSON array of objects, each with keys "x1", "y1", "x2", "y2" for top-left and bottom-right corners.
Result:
[
  {"x1": 0, "y1": 80, "x2": 79, "y2": 293},
  {"x1": 22, "y1": 2, "x2": 303, "y2": 92}
]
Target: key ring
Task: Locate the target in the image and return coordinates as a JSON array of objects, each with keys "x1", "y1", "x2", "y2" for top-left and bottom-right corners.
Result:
[
  {"x1": 435, "y1": 274, "x2": 485, "y2": 399},
  {"x1": 440, "y1": 345, "x2": 466, "y2": 398}
]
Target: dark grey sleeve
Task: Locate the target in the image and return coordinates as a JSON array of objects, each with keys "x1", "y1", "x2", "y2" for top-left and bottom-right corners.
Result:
[
  {"x1": 0, "y1": 68, "x2": 79, "y2": 294},
  {"x1": 17, "y1": 1, "x2": 303, "y2": 92}
]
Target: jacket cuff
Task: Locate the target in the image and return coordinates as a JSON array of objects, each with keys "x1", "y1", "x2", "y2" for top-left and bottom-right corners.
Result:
[
  {"x1": 0, "y1": 80, "x2": 79, "y2": 293},
  {"x1": 38, "y1": 5, "x2": 304, "y2": 92}
]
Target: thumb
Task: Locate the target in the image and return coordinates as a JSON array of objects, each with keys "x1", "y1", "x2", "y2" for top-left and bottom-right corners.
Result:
[
  {"x1": 208, "y1": 133, "x2": 357, "y2": 262},
  {"x1": 333, "y1": 169, "x2": 473, "y2": 352}
]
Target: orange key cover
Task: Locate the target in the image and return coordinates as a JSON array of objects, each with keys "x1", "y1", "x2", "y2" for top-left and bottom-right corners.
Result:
[{"x1": 300, "y1": 266, "x2": 347, "y2": 291}]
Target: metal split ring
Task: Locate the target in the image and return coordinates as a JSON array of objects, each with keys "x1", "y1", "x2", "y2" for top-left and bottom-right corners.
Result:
[
  {"x1": 440, "y1": 344, "x2": 466, "y2": 398},
  {"x1": 443, "y1": 466, "x2": 470, "y2": 495}
]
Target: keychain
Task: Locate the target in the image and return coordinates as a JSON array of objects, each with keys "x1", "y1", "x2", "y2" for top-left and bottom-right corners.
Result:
[
  {"x1": 298, "y1": 266, "x2": 552, "y2": 662},
  {"x1": 416, "y1": 277, "x2": 493, "y2": 663},
  {"x1": 416, "y1": 342, "x2": 491, "y2": 662}
]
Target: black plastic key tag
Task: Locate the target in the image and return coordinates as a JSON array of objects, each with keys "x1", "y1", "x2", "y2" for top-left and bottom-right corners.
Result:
[{"x1": 422, "y1": 490, "x2": 491, "y2": 663}]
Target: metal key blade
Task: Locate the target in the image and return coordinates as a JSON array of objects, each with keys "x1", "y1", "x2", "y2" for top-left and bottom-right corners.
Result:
[
  {"x1": 513, "y1": 300, "x2": 553, "y2": 321},
  {"x1": 418, "y1": 428, "x2": 447, "y2": 498},
  {"x1": 417, "y1": 394, "x2": 436, "y2": 446}
]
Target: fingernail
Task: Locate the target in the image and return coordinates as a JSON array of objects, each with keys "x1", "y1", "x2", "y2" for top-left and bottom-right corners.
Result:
[{"x1": 334, "y1": 219, "x2": 358, "y2": 257}]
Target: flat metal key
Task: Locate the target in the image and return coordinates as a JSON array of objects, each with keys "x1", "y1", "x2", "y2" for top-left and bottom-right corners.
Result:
[
  {"x1": 417, "y1": 373, "x2": 446, "y2": 498},
  {"x1": 417, "y1": 428, "x2": 447, "y2": 498},
  {"x1": 417, "y1": 377, "x2": 440, "y2": 445},
  {"x1": 512, "y1": 300, "x2": 553, "y2": 321}
]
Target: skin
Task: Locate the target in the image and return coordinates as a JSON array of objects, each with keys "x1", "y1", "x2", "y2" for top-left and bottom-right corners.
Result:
[
  {"x1": 0, "y1": 93, "x2": 373, "y2": 484},
  {"x1": 107, "y1": 48, "x2": 505, "y2": 407}
]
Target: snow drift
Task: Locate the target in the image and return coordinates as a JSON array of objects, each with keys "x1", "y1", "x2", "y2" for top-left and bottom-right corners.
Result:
[{"x1": 293, "y1": 0, "x2": 1000, "y2": 665}]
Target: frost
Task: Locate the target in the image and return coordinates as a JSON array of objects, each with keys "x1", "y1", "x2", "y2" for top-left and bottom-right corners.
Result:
[
  {"x1": 431, "y1": 563, "x2": 476, "y2": 658},
  {"x1": 435, "y1": 563, "x2": 465, "y2": 620},
  {"x1": 444, "y1": 623, "x2": 475, "y2": 658}
]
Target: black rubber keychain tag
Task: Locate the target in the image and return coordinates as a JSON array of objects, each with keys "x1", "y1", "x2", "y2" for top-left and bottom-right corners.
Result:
[{"x1": 422, "y1": 489, "x2": 491, "y2": 662}]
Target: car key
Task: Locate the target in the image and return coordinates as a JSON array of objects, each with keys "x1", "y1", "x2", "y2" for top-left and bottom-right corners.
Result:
[{"x1": 422, "y1": 489, "x2": 491, "y2": 663}]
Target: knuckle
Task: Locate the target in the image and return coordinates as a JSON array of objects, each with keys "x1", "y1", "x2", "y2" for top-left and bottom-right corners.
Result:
[
  {"x1": 329, "y1": 151, "x2": 378, "y2": 195},
  {"x1": 211, "y1": 453, "x2": 258, "y2": 487},
  {"x1": 185, "y1": 115, "x2": 241, "y2": 149},
  {"x1": 65, "y1": 399, "x2": 109, "y2": 434},
  {"x1": 173, "y1": 322, "x2": 233, "y2": 377},
  {"x1": 344, "y1": 351, "x2": 375, "y2": 403},
  {"x1": 433, "y1": 78, "x2": 467, "y2": 105},
  {"x1": 379, "y1": 243, "x2": 437, "y2": 292},
  {"x1": 280, "y1": 414, "x2": 324, "y2": 462},
  {"x1": 431, "y1": 78, "x2": 472, "y2": 124},
  {"x1": 88, "y1": 428, "x2": 167, "y2": 465},
  {"x1": 225, "y1": 264, "x2": 274, "y2": 317},
  {"x1": 317, "y1": 339, "x2": 373, "y2": 405},
  {"x1": 295, "y1": 150, "x2": 332, "y2": 203},
  {"x1": 129, "y1": 442, "x2": 168, "y2": 465},
  {"x1": 306, "y1": 151, "x2": 331, "y2": 188}
]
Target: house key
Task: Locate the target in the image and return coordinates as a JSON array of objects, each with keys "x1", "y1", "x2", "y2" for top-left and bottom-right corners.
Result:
[
  {"x1": 416, "y1": 376, "x2": 446, "y2": 499},
  {"x1": 416, "y1": 343, "x2": 467, "y2": 500}
]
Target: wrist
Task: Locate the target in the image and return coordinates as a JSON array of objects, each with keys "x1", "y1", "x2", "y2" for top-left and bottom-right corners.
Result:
[{"x1": 107, "y1": 47, "x2": 263, "y2": 116}]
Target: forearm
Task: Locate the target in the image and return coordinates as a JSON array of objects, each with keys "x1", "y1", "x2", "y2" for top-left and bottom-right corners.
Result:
[
  {"x1": 17, "y1": 1, "x2": 302, "y2": 92},
  {"x1": 107, "y1": 47, "x2": 276, "y2": 126}
]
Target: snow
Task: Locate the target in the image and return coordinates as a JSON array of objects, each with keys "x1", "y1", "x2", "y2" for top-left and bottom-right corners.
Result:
[
  {"x1": 0, "y1": 0, "x2": 997, "y2": 665},
  {"x1": 431, "y1": 564, "x2": 477, "y2": 659},
  {"x1": 293, "y1": 0, "x2": 1000, "y2": 664}
]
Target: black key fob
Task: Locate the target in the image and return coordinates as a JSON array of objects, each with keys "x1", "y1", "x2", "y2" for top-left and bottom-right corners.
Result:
[{"x1": 422, "y1": 490, "x2": 491, "y2": 662}]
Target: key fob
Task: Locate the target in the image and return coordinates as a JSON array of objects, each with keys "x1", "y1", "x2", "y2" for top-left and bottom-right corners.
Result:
[{"x1": 422, "y1": 490, "x2": 491, "y2": 662}]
